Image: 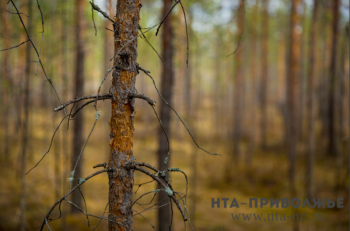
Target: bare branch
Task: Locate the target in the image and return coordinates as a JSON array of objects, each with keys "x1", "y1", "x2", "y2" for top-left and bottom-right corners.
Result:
[
  {"x1": 227, "y1": 0, "x2": 246, "y2": 57},
  {"x1": 128, "y1": 92, "x2": 156, "y2": 106},
  {"x1": 34, "y1": 0, "x2": 44, "y2": 75},
  {"x1": 155, "y1": 0, "x2": 180, "y2": 36},
  {"x1": 91, "y1": 0, "x2": 97, "y2": 35},
  {"x1": 151, "y1": 105, "x2": 170, "y2": 163},
  {"x1": 45, "y1": 218, "x2": 52, "y2": 231},
  {"x1": 178, "y1": 1, "x2": 190, "y2": 67},
  {"x1": 93, "y1": 162, "x2": 108, "y2": 169},
  {"x1": 92, "y1": 202, "x2": 109, "y2": 230},
  {"x1": 70, "y1": 119, "x2": 99, "y2": 189},
  {"x1": 26, "y1": 116, "x2": 67, "y2": 175},
  {"x1": 8, "y1": 0, "x2": 67, "y2": 116},
  {"x1": 137, "y1": 66, "x2": 220, "y2": 156},
  {"x1": 139, "y1": 26, "x2": 165, "y2": 65},
  {"x1": 39, "y1": 169, "x2": 109, "y2": 231},
  {"x1": 0, "y1": 39, "x2": 29, "y2": 51},
  {"x1": 89, "y1": 1, "x2": 115, "y2": 23},
  {"x1": 71, "y1": 99, "x2": 103, "y2": 118},
  {"x1": 5, "y1": 10, "x2": 29, "y2": 17},
  {"x1": 125, "y1": 163, "x2": 188, "y2": 221},
  {"x1": 134, "y1": 209, "x2": 156, "y2": 230},
  {"x1": 54, "y1": 93, "x2": 112, "y2": 112}
]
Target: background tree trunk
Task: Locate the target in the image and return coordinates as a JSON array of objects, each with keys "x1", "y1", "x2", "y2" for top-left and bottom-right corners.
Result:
[
  {"x1": 246, "y1": 1, "x2": 258, "y2": 167},
  {"x1": 328, "y1": 0, "x2": 339, "y2": 157},
  {"x1": 60, "y1": 0, "x2": 69, "y2": 228},
  {"x1": 287, "y1": 0, "x2": 302, "y2": 230},
  {"x1": 157, "y1": 0, "x2": 175, "y2": 229},
  {"x1": 232, "y1": 0, "x2": 245, "y2": 163},
  {"x1": 71, "y1": 0, "x2": 86, "y2": 213},
  {"x1": 108, "y1": 0, "x2": 141, "y2": 230},
  {"x1": 305, "y1": 0, "x2": 319, "y2": 199},
  {"x1": 260, "y1": 0, "x2": 269, "y2": 150},
  {"x1": 0, "y1": 0, "x2": 11, "y2": 161},
  {"x1": 20, "y1": 0, "x2": 33, "y2": 229}
]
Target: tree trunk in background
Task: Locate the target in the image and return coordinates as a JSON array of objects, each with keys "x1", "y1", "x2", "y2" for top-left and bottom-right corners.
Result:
[
  {"x1": 157, "y1": 0, "x2": 175, "y2": 229},
  {"x1": 335, "y1": 30, "x2": 346, "y2": 196},
  {"x1": 306, "y1": 0, "x2": 318, "y2": 199},
  {"x1": 108, "y1": 0, "x2": 140, "y2": 230},
  {"x1": 0, "y1": 0, "x2": 11, "y2": 161},
  {"x1": 232, "y1": 0, "x2": 244, "y2": 162},
  {"x1": 260, "y1": 0, "x2": 269, "y2": 150},
  {"x1": 71, "y1": 0, "x2": 85, "y2": 213},
  {"x1": 20, "y1": 0, "x2": 33, "y2": 229},
  {"x1": 287, "y1": 1, "x2": 302, "y2": 230},
  {"x1": 328, "y1": 0, "x2": 339, "y2": 157},
  {"x1": 319, "y1": 7, "x2": 329, "y2": 141},
  {"x1": 298, "y1": 1, "x2": 307, "y2": 142},
  {"x1": 246, "y1": 1, "x2": 258, "y2": 167},
  {"x1": 60, "y1": 0, "x2": 69, "y2": 228},
  {"x1": 214, "y1": 28, "x2": 223, "y2": 135}
]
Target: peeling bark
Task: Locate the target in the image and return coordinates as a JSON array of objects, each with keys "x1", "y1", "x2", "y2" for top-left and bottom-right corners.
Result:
[{"x1": 108, "y1": 0, "x2": 141, "y2": 230}]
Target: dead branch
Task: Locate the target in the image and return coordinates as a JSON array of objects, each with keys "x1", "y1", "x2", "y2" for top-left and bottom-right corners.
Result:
[
  {"x1": 155, "y1": 0, "x2": 180, "y2": 36},
  {"x1": 227, "y1": 0, "x2": 246, "y2": 57},
  {"x1": 128, "y1": 92, "x2": 156, "y2": 106},
  {"x1": 0, "y1": 39, "x2": 30, "y2": 51},
  {"x1": 8, "y1": 0, "x2": 67, "y2": 116},
  {"x1": 137, "y1": 66, "x2": 220, "y2": 156},
  {"x1": 54, "y1": 93, "x2": 112, "y2": 112},
  {"x1": 93, "y1": 162, "x2": 108, "y2": 169},
  {"x1": 89, "y1": 1, "x2": 115, "y2": 23},
  {"x1": 39, "y1": 169, "x2": 110, "y2": 231},
  {"x1": 125, "y1": 163, "x2": 187, "y2": 221}
]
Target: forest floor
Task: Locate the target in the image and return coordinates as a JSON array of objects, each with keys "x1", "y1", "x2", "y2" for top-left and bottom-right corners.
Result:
[{"x1": 0, "y1": 108, "x2": 348, "y2": 231}]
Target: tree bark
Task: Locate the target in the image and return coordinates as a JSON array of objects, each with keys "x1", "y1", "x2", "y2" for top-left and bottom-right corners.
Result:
[
  {"x1": 157, "y1": 0, "x2": 175, "y2": 229},
  {"x1": 305, "y1": 0, "x2": 318, "y2": 199},
  {"x1": 328, "y1": 0, "x2": 340, "y2": 156},
  {"x1": 260, "y1": 0, "x2": 269, "y2": 150},
  {"x1": 108, "y1": 0, "x2": 141, "y2": 230},
  {"x1": 71, "y1": 0, "x2": 86, "y2": 213}
]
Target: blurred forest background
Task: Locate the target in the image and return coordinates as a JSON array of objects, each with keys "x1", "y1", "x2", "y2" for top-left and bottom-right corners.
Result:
[{"x1": 0, "y1": 0, "x2": 349, "y2": 230}]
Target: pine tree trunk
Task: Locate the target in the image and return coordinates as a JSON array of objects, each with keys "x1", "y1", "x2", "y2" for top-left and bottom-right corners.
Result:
[
  {"x1": 20, "y1": 0, "x2": 33, "y2": 229},
  {"x1": 157, "y1": 0, "x2": 175, "y2": 229},
  {"x1": 71, "y1": 0, "x2": 86, "y2": 213},
  {"x1": 108, "y1": 0, "x2": 141, "y2": 230},
  {"x1": 260, "y1": 0, "x2": 269, "y2": 150},
  {"x1": 232, "y1": 0, "x2": 244, "y2": 162},
  {"x1": 0, "y1": 0, "x2": 11, "y2": 161},
  {"x1": 246, "y1": 1, "x2": 258, "y2": 167},
  {"x1": 306, "y1": 0, "x2": 318, "y2": 199},
  {"x1": 287, "y1": 1, "x2": 302, "y2": 230},
  {"x1": 60, "y1": 0, "x2": 69, "y2": 228},
  {"x1": 328, "y1": 0, "x2": 340, "y2": 156}
]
